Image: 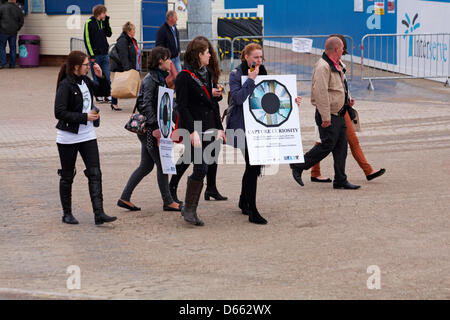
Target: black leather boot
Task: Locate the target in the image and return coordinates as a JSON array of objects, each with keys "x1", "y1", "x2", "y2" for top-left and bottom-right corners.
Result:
[
  {"x1": 248, "y1": 207, "x2": 268, "y2": 225},
  {"x1": 181, "y1": 177, "x2": 204, "y2": 226},
  {"x1": 238, "y1": 194, "x2": 250, "y2": 215},
  {"x1": 204, "y1": 188, "x2": 228, "y2": 201},
  {"x1": 204, "y1": 163, "x2": 228, "y2": 201},
  {"x1": 169, "y1": 182, "x2": 183, "y2": 205},
  {"x1": 59, "y1": 168, "x2": 79, "y2": 224},
  {"x1": 84, "y1": 168, "x2": 117, "y2": 225}
]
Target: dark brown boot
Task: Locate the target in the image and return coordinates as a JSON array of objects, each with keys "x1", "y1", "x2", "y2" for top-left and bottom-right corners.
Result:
[{"x1": 181, "y1": 177, "x2": 204, "y2": 226}]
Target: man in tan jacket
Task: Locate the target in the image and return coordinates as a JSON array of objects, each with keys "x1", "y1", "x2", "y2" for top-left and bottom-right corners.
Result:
[{"x1": 290, "y1": 37, "x2": 360, "y2": 190}]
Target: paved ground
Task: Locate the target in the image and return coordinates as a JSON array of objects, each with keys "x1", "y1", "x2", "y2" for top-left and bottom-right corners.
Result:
[{"x1": 0, "y1": 67, "x2": 449, "y2": 300}]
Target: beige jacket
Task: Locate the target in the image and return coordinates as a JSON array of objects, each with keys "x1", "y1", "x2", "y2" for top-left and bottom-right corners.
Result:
[{"x1": 310, "y1": 54, "x2": 346, "y2": 122}]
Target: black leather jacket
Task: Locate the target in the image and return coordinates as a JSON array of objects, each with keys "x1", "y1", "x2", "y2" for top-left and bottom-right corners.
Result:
[
  {"x1": 54, "y1": 75, "x2": 110, "y2": 134},
  {"x1": 135, "y1": 69, "x2": 167, "y2": 131}
]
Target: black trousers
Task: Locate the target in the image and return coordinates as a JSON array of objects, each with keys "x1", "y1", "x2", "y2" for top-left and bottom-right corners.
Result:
[
  {"x1": 241, "y1": 147, "x2": 261, "y2": 210},
  {"x1": 291, "y1": 110, "x2": 348, "y2": 185},
  {"x1": 171, "y1": 139, "x2": 221, "y2": 189},
  {"x1": 57, "y1": 139, "x2": 100, "y2": 176}
]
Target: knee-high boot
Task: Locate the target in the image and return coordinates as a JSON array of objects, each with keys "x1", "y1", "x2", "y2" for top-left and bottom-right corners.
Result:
[
  {"x1": 84, "y1": 167, "x2": 117, "y2": 225},
  {"x1": 58, "y1": 168, "x2": 78, "y2": 224},
  {"x1": 181, "y1": 176, "x2": 204, "y2": 226}
]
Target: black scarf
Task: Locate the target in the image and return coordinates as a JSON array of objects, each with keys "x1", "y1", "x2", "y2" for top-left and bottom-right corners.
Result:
[{"x1": 239, "y1": 60, "x2": 267, "y2": 76}]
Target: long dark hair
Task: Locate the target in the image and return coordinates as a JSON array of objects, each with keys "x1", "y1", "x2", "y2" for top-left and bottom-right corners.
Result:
[
  {"x1": 193, "y1": 36, "x2": 220, "y2": 85},
  {"x1": 56, "y1": 51, "x2": 88, "y2": 90},
  {"x1": 147, "y1": 46, "x2": 171, "y2": 70},
  {"x1": 184, "y1": 38, "x2": 209, "y2": 70}
]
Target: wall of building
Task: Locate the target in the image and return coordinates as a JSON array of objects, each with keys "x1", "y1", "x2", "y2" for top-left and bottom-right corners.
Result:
[{"x1": 18, "y1": 0, "x2": 141, "y2": 56}]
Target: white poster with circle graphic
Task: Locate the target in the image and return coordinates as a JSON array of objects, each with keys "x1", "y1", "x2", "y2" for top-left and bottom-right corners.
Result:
[
  {"x1": 242, "y1": 75, "x2": 304, "y2": 166},
  {"x1": 157, "y1": 86, "x2": 176, "y2": 175}
]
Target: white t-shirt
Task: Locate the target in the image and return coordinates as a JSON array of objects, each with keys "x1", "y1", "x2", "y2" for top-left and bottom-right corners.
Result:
[{"x1": 56, "y1": 80, "x2": 97, "y2": 144}]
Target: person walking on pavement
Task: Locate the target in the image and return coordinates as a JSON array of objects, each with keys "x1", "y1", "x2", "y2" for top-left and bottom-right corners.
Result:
[
  {"x1": 290, "y1": 37, "x2": 360, "y2": 190},
  {"x1": 117, "y1": 46, "x2": 182, "y2": 213},
  {"x1": 227, "y1": 43, "x2": 303, "y2": 224},
  {"x1": 0, "y1": 0, "x2": 24, "y2": 69},
  {"x1": 169, "y1": 36, "x2": 228, "y2": 204},
  {"x1": 55, "y1": 51, "x2": 117, "y2": 225},
  {"x1": 83, "y1": 4, "x2": 112, "y2": 103},
  {"x1": 310, "y1": 35, "x2": 386, "y2": 184},
  {"x1": 155, "y1": 10, "x2": 181, "y2": 72},
  {"x1": 175, "y1": 38, "x2": 227, "y2": 226},
  {"x1": 109, "y1": 21, "x2": 141, "y2": 111}
]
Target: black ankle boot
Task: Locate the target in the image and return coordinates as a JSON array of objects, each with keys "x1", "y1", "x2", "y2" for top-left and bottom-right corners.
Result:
[
  {"x1": 94, "y1": 212, "x2": 117, "y2": 225},
  {"x1": 238, "y1": 194, "x2": 250, "y2": 215},
  {"x1": 248, "y1": 207, "x2": 267, "y2": 225},
  {"x1": 181, "y1": 177, "x2": 204, "y2": 226},
  {"x1": 169, "y1": 182, "x2": 183, "y2": 205},
  {"x1": 204, "y1": 187, "x2": 228, "y2": 201},
  {"x1": 84, "y1": 168, "x2": 117, "y2": 225},
  {"x1": 62, "y1": 212, "x2": 79, "y2": 224}
]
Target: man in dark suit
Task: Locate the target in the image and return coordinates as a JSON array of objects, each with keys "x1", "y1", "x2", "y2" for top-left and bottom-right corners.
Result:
[{"x1": 155, "y1": 10, "x2": 181, "y2": 72}]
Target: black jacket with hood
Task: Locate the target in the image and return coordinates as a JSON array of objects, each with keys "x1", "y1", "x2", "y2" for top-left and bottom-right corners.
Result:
[{"x1": 83, "y1": 15, "x2": 112, "y2": 57}]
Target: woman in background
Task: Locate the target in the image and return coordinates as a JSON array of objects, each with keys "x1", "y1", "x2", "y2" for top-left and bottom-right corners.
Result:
[{"x1": 110, "y1": 21, "x2": 141, "y2": 111}]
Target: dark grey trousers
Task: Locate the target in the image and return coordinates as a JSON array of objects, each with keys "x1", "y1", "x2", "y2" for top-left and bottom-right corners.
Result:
[{"x1": 291, "y1": 110, "x2": 348, "y2": 185}]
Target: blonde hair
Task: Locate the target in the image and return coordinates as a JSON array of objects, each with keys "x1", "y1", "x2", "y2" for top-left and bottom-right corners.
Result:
[
  {"x1": 240, "y1": 43, "x2": 263, "y2": 62},
  {"x1": 122, "y1": 21, "x2": 136, "y2": 34}
]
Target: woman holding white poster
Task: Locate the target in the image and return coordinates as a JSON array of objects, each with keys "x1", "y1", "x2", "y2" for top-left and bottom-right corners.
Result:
[
  {"x1": 117, "y1": 46, "x2": 182, "y2": 212},
  {"x1": 227, "y1": 43, "x2": 302, "y2": 225}
]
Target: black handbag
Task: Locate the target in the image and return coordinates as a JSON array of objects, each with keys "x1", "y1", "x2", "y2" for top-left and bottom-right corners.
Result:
[{"x1": 124, "y1": 101, "x2": 147, "y2": 135}]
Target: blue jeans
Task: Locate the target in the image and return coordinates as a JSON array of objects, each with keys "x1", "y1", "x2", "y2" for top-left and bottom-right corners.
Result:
[
  {"x1": 0, "y1": 34, "x2": 17, "y2": 67},
  {"x1": 171, "y1": 55, "x2": 181, "y2": 72},
  {"x1": 90, "y1": 54, "x2": 111, "y2": 94}
]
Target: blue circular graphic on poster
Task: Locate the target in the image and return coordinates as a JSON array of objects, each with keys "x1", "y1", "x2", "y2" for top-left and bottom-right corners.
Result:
[
  {"x1": 159, "y1": 92, "x2": 172, "y2": 138},
  {"x1": 249, "y1": 79, "x2": 292, "y2": 127},
  {"x1": 19, "y1": 45, "x2": 28, "y2": 58}
]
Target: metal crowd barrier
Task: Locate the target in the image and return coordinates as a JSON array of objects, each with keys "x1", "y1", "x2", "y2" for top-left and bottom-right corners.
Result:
[
  {"x1": 70, "y1": 35, "x2": 355, "y2": 85},
  {"x1": 70, "y1": 37, "x2": 87, "y2": 54},
  {"x1": 361, "y1": 33, "x2": 450, "y2": 90},
  {"x1": 230, "y1": 35, "x2": 354, "y2": 82}
]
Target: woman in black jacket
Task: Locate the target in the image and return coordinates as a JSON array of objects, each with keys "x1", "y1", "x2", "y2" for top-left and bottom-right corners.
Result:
[
  {"x1": 117, "y1": 46, "x2": 182, "y2": 212},
  {"x1": 55, "y1": 50, "x2": 117, "y2": 225},
  {"x1": 169, "y1": 36, "x2": 227, "y2": 205},
  {"x1": 175, "y1": 38, "x2": 226, "y2": 226},
  {"x1": 110, "y1": 22, "x2": 141, "y2": 111}
]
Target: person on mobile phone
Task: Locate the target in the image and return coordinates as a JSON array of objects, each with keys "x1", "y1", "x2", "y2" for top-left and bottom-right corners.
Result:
[
  {"x1": 55, "y1": 51, "x2": 116, "y2": 226},
  {"x1": 83, "y1": 4, "x2": 112, "y2": 103},
  {"x1": 227, "y1": 43, "x2": 302, "y2": 225}
]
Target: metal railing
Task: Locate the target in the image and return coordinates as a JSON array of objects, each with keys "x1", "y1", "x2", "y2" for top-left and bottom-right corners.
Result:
[
  {"x1": 361, "y1": 33, "x2": 450, "y2": 90},
  {"x1": 70, "y1": 37, "x2": 87, "y2": 54},
  {"x1": 230, "y1": 35, "x2": 354, "y2": 82},
  {"x1": 70, "y1": 35, "x2": 355, "y2": 85}
]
